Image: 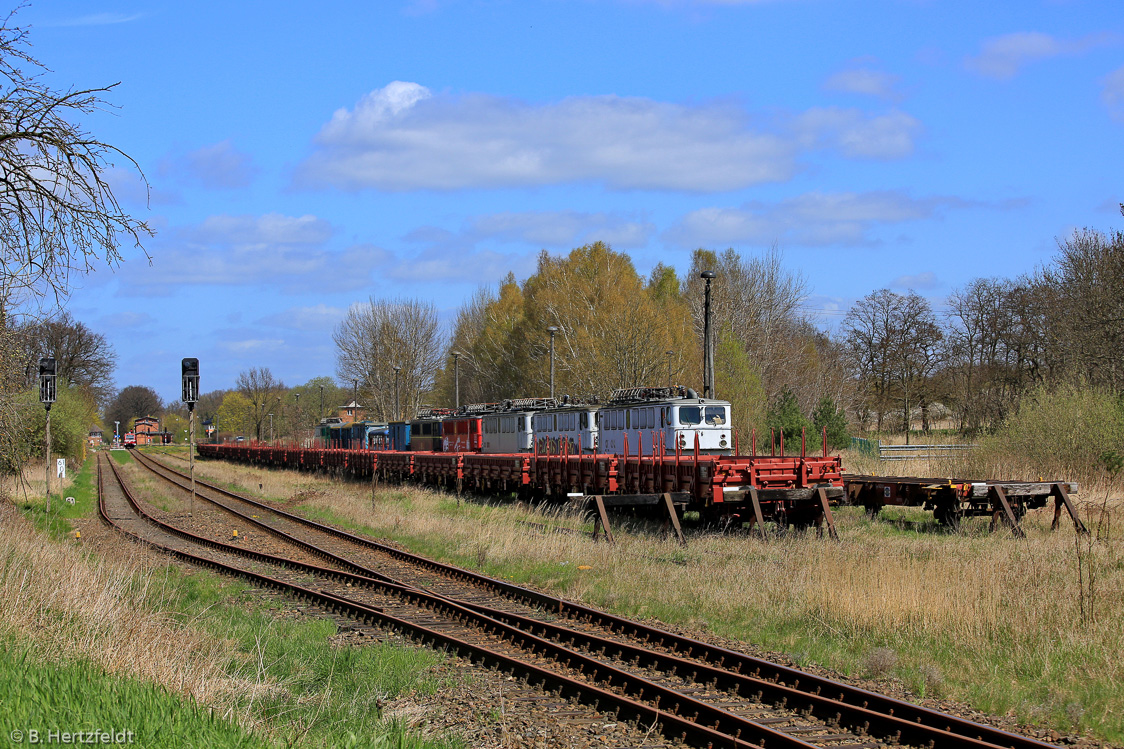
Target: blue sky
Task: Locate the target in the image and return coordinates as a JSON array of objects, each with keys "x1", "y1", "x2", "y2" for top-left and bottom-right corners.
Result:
[{"x1": 28, "y1": 0, "x2": 1124, "y2": 401}]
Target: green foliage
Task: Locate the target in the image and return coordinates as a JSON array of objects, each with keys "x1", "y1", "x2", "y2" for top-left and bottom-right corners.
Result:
[
  {"x1": 766, "y1": 386, "x2": 811, "y2": 450},
  {"x1": 0, "y1": 646, "x2": 261, "y2": 748},
  {"x1": 2, "y1": 379, "x2": 97, "y2": 474},
  {"x1": 812, "y1": 396, "x2": 851, "y2": 451},
  {"x1": 447, "y1": 242, "x2": 696, "y2": 401},
  {"x1": 714, "y1": 327, "x2": 766, "y2": 442},
  {"x1": 979, "y1": 382, "x2": 1124, "y2": 481}
]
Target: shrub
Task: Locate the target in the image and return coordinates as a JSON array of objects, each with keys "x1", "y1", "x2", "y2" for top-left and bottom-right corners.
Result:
[
  {"x1": 978, "y1": 383, "x2": 1124, "y2": 482},
  {"x1": 812, "y1": 396, "x2": 851, "y2": 451}
]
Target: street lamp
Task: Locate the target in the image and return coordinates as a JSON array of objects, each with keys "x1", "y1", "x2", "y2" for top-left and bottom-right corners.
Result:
[
  {"x1": 294, "y1": 392, "x2": 301, "y2": 445},
  {"x1": 546, "y1": 326, "x2": 559, "y2": 398},
  {"x1": 318, "y1": 384, "x2": 324, "y2": 423},
  {"x1": 39, "y1": 358, "x2": 56, "y2": 513},
  {"x1": 181, "y1": 358, "x2": 199, "y2": 517},
  {"x1": 666, "y1": 349, "x2": 674, "y2": 389},
  {"x1": 268, "y1": 413, "x2": 274, "y2": 442},
  {"x1": 452, "y1": 351, "x2": 461, "y2": 409},
  {"x1": 700, "y1": 270, "x2": 716, "y2": 399},
  {"x1": 393, "y1": 366, "x2": 401, "y2": 421}
]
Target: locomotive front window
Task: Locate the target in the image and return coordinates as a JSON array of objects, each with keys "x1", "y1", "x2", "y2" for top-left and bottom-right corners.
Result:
[
  {"x1": 705, "y1": 406, "x2": 726, "y2": 425},
  {"x1": 679, "y1": 406, "x2": 702, "y2": 425},
  {"x1": 580, "y1": 412, "x2": 587, "y2": 429}
]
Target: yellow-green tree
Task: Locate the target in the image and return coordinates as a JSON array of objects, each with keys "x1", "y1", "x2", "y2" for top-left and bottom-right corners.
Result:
[
  {"x1": 442, "y1": 242, "x2": 696, "y2": 403},
  {"x1": 215, "y1": 391, "x2": 254, "y2": 439}
]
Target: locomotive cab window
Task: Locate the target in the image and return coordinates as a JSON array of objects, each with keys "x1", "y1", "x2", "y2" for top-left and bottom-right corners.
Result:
[
  {"x1": 705, "y1": 406, "x2": 726, "y2": 425},
  {"x1": 679, "y1": 406, "x2": 702, "y2": 425}
]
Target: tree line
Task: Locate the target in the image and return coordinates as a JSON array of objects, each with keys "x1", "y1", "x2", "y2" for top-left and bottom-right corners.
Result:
[{"x1": 843, "y1": 217, "x2": 1124, "y2": 436}]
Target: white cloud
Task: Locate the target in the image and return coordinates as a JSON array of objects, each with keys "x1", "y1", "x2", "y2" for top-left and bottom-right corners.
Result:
[
  {"x1": 189, "y1": 213, "x2": 333, "y2": 246},
  {"x1": 891, "y1": 271, "x2": 940, "y2": 290},
  {"x1": 965, "y1": 32, "x2": 1116, "y2": 80},
  {"x1": 823, "y1": 68, "x2": 903, "y2": 101},
  {"x1": 665, "y1": 191, "x2": 963, "y2": 247},
  {"x1": 218, "y1": 338, "x2": 287, "y2": 355},
  {"x1": 466, "y1": 211, "x2": 655, "y2": 248},
  {"x1": 386, "y1": 247, "x2": 536, "y2": 283},
  {"x1": 296, "y1": 82, "x2": 921, "y2": 192},
  {"x1": 1102, "y1": 65, "x2": 1124, "y2": 122},
  {"x1": 48, "y1": 12, "x2": 145, "y2": 26},
  {"x1": 116, "y1": 213, "x2": 389, "y2": 296},
  {"x1": 794, "y1": 108, "x2": 921, "y2": 159},
  {"x1": 162, "y1": 140, "x2": 259, "y2": 190},
  {"x1": 257, "y1": 304, "x2": 347, "y2": 332},
  {"x1": 98, "y1": 311, "x2": 154, "y2": 329}
]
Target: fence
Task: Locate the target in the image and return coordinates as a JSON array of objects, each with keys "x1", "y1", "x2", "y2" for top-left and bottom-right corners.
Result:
[{"x1": 850, "y1": 437, "x2": 978, "y2": 462}]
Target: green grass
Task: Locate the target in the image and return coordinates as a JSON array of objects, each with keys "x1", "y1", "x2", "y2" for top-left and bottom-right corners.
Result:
[
  {"x1": 16, "y1": 453, "x2": 100, "y2": 538},
  {"x1": 151, "y1": 566, "x2": 460, "y2": 749},
  {"x1": 0, "y1": 645, "x2": 262, "y2": 748}
]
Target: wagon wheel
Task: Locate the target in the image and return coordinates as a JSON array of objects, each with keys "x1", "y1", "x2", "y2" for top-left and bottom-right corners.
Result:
[{"x1": 933, "y1": 500, "x2": 962, "y2": 530}]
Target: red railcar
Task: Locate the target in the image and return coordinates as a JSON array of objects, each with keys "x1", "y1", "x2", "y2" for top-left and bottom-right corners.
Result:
[{"x1": 441, "y1": 415, "x2": 483, "y2": 453}]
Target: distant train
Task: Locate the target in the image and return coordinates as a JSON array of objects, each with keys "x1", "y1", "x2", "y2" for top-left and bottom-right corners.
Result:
[{"x1": 317, "y1": 386, "x2": 733, "y2": 457}]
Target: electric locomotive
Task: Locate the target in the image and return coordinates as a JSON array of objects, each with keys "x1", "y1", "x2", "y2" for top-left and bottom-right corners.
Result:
[{"x1": 597, "y1": 386, "x2": 733, "y2": 455}]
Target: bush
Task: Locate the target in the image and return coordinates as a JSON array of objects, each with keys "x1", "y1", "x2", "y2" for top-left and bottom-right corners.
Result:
[
  {"x1": 812, "y1": 396, "x2": 851, "y2": 451},
  {"x1": 978, "y1": 383, "x2": 1124, "y2": 482},
  {"x1": 766, "y1": 387, "x2": 811, "y2": 451}
]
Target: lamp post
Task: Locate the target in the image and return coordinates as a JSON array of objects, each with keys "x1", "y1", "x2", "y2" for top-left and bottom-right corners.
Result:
[
  {"x1": 181, "y1": 358, "x2": 199, "y2": 517},
  {"x1": 393, "y1": 365, "x2": 401, "y2": 421},
  {"x1": 39, "y1": 358, "x2": 56, "y2": 513},
  {"x1": 268, "y1": 413, "x2": 274, "y2": 442},
  {"x1": 700, "y1": 270, "x2": 716, "y2": 399},
  {"x1": 666, "y1": 349, "x2": 674, "y2": 389},
  {"x1": 294, "y1": 392, "x2": 301, "y2": 445},
  {"x1": 318, "y1": 384, "x2": 324, "y2": 423},
  {"x1": 452, "y1": 351, "x2": 461, "y2": 409},
  {"x1": 546, "y1": 326, "x2": 558, "y2": 398},
  {"x1": 114, "y1": 420, "x2": 120, "y2": 446}
]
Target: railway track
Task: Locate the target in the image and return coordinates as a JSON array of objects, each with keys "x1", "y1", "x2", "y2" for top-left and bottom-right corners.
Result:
[{"x1": 109, "y1": 450, "x2": 1061, "y2": 749}]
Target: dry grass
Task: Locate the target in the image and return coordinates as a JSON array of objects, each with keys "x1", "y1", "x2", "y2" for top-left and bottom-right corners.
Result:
[
  {"x1": 0, "y1": 460, "x2": 77, "y2": 502},
  {"x1": 186, "y1": 453, "x2": 1124, "y2": 741},
  {"x1": 0, "y1": 499, "x2": 250, "y2": 709}
]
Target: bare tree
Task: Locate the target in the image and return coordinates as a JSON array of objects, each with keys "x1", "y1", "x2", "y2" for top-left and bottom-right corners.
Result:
[
  {"x1": 843, "y1": 289, "x2": 941, "y2": 434},
  {"x1": 18, "y1": 310, "x2": 115, "y2": 405},
  {"x1": 334, "y1": 297, "x2": 443, "y2": 421},
  {"x1": 235, "y1": 367, "x2": 285, "y2": 441},
  {"x1": 0, "y1": 9, "x2": 151, "y2": 316},
  {"x1": 105, "y1": 385, "x2": 162, "y2": 433}
]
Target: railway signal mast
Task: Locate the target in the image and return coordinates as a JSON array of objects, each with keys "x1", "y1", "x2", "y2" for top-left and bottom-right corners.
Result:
[
  {"x1": 39, "y1": 357, "x2": 56, "y2": 514},
  {"x1": 182, "y1": 358, "x2": 200, "y2": 516}
]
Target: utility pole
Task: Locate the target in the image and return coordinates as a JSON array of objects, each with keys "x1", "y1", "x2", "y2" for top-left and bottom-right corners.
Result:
[
  {"x1": 39, "y1": 358, "x2": 56, "y2": 514},
  {"x1": 393, "y1": 366, "x2": 401, "y2": 421},
  {"x1": 700, "y1": 270, "x2": 716, "y2": 399},
  {"x1": 666, "y1": 349, "x2": 674, "y2": 389},
  {"x1": 452, "y1": 351, "x2": 461, "y2": 409},
  {"x1": 546, "y1": 326, "x2": 558, "y2": 398}
]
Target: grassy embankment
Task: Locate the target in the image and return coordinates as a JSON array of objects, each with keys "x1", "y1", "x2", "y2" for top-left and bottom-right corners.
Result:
[
  {"x1": 179, "y1": 447, "x2": 1124, "y2": 745},
  {"x1": 1, "y1": 452, "x2": 464, "y2": 749}
]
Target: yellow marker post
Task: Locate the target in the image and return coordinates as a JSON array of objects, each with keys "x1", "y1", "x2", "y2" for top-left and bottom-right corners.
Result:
[
  {"x1": 74, "y1": 531, "x2": 81, "y2": 539},
  {"x1": 232, "y1": 529, "x2": 239, "y2": 538}
]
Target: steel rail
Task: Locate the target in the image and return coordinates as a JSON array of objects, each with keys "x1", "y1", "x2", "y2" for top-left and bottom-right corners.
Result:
[
  {"x1": 147, "y1": 451, "x2": 1058, "y2": 749},
  {"x1": 98, "y1": 455, "x2": 795, "y2": 749}
]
